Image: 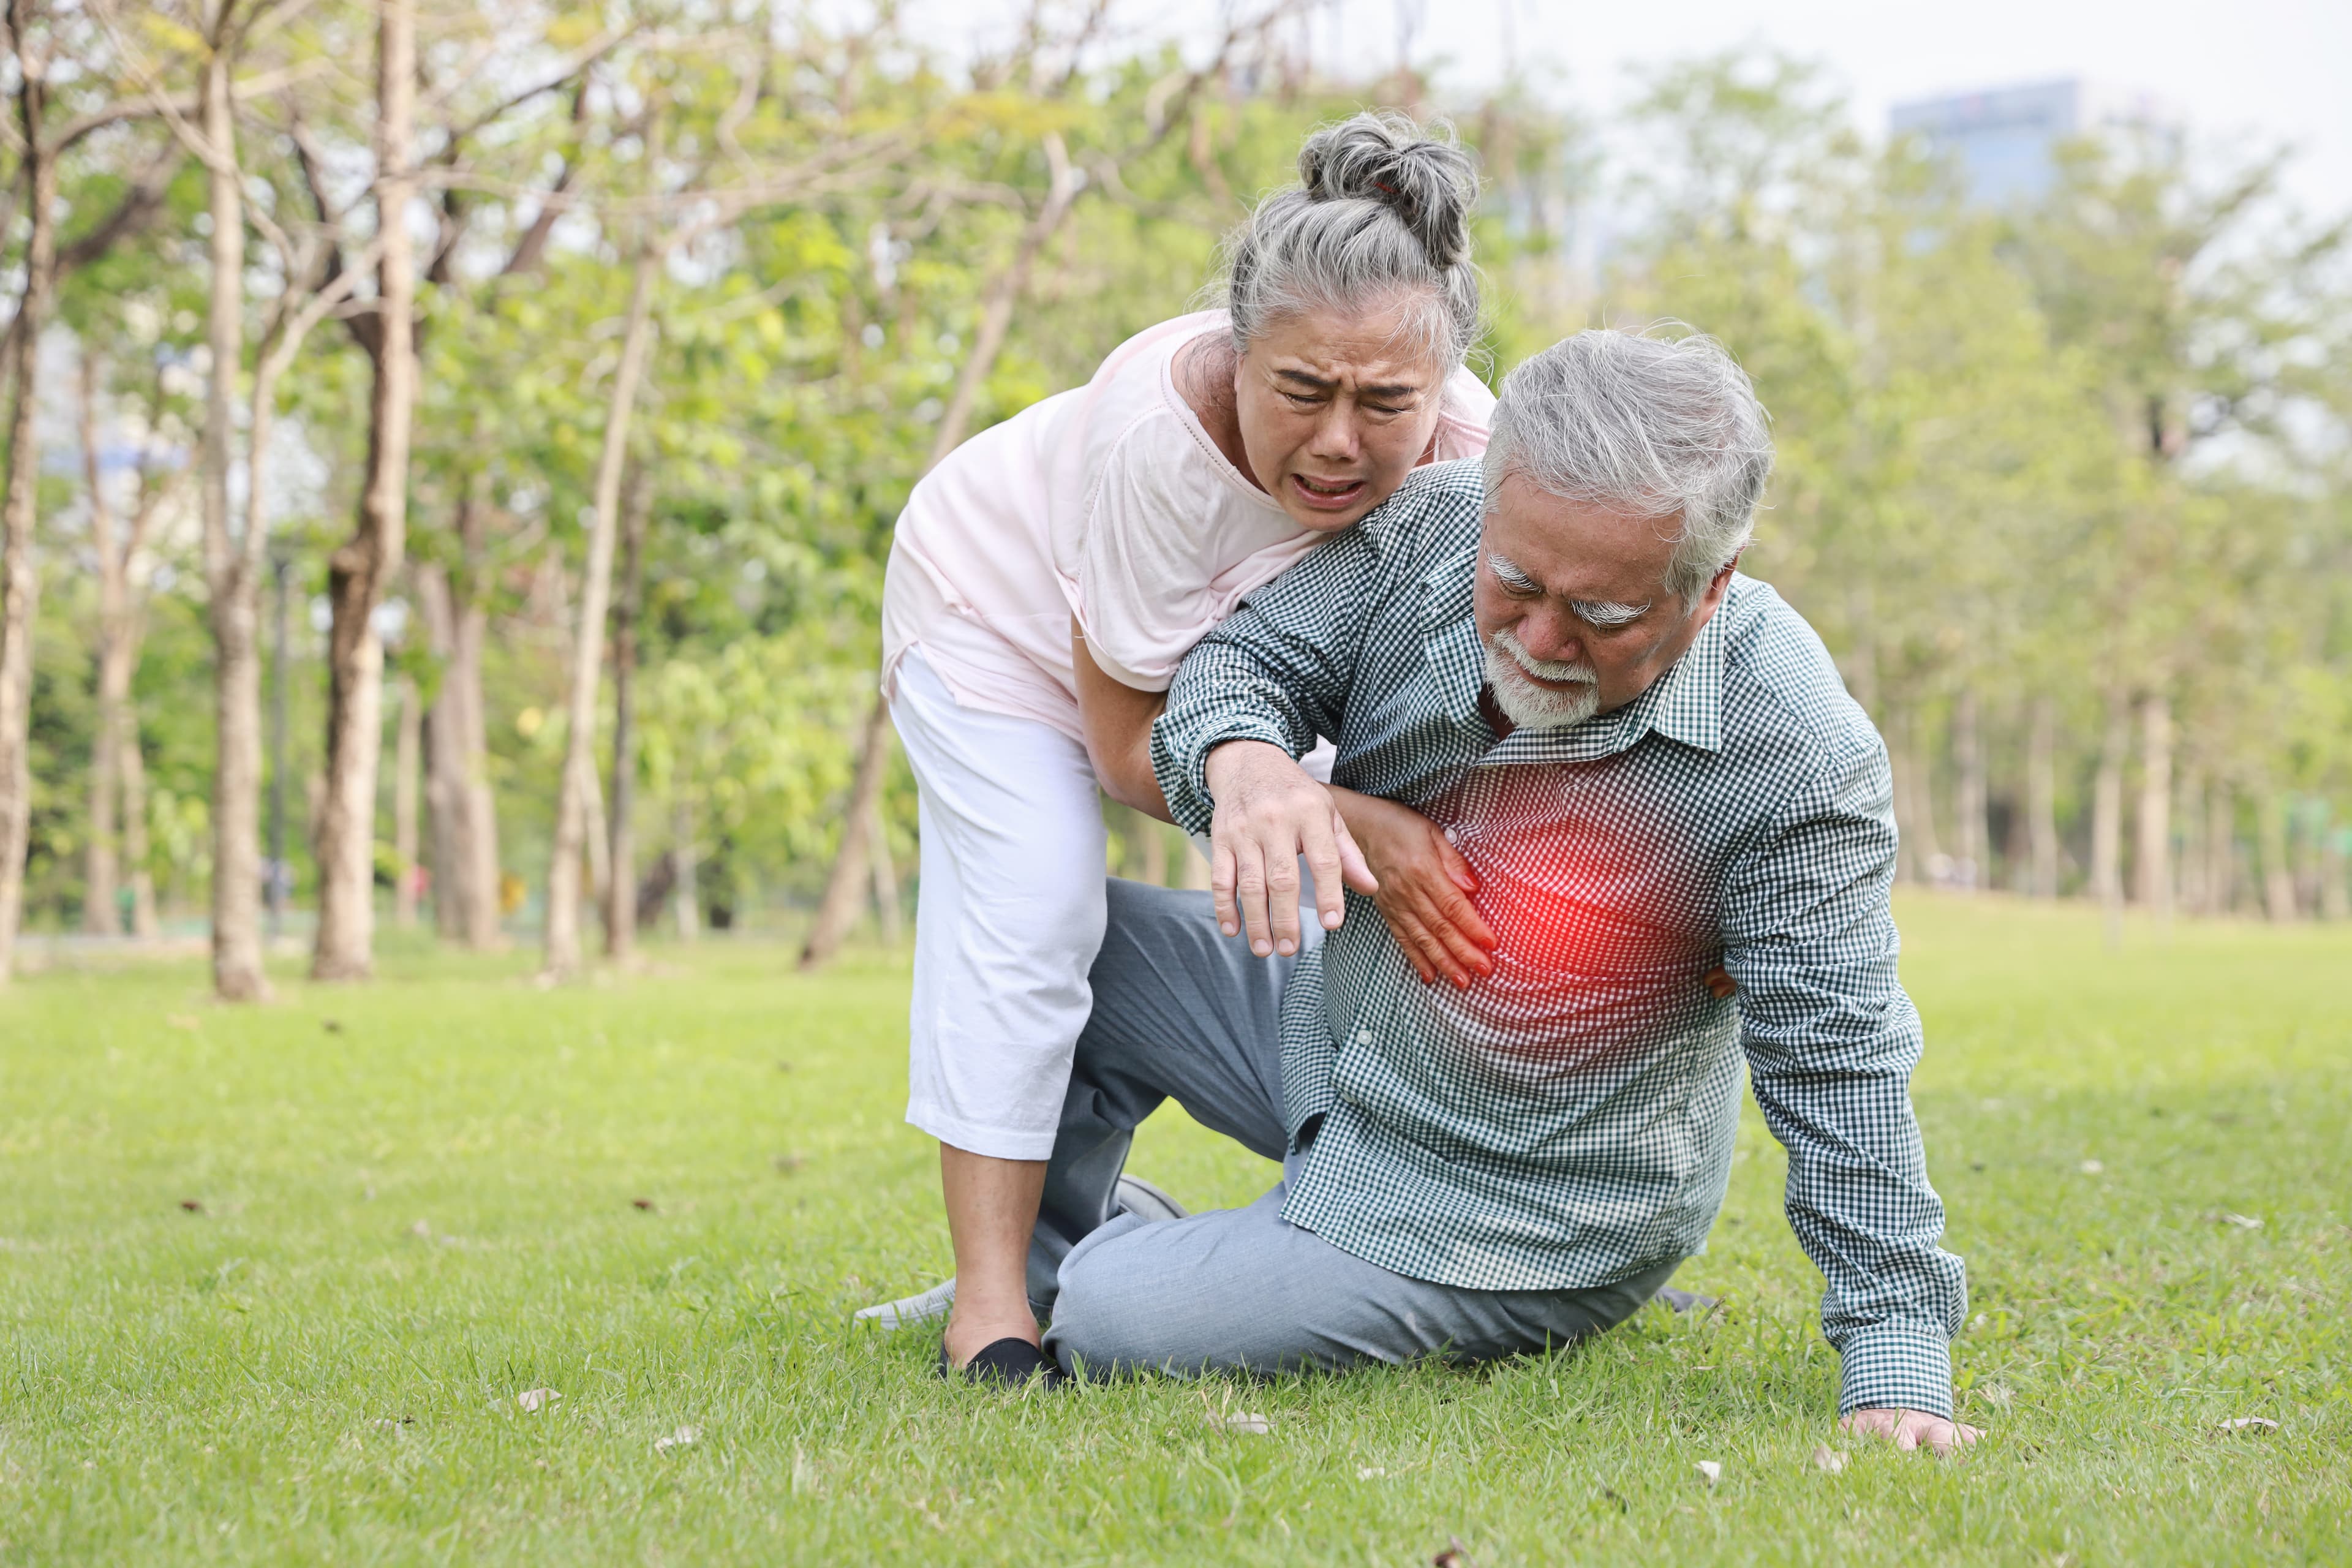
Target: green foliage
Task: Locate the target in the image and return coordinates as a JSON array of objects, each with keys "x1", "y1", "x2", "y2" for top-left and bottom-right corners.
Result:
[{"x1": 15, "y1": 21, "x2": 2349, "y2": 929}]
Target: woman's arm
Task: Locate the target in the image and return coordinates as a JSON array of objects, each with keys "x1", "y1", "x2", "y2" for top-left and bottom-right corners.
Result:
[{"x1": 1071, "y1": 621, "x2": 1174, "y2": 822}]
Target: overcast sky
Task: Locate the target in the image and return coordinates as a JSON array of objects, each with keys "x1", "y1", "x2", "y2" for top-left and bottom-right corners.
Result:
[{"x1": 936, "y1": 0, "x2": 2352, "y2": 221}]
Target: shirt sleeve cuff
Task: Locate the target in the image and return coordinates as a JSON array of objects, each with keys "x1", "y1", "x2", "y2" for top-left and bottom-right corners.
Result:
[
  {"x1": 1836, "y1": 1325, "x2": 1954, "y2": 1419},
  {"x1": 1152, "y1": 717, "x2": 1297, "y2": 835}
]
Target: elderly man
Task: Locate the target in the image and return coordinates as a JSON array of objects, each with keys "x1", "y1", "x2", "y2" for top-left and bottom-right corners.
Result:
[{"x1": 1027, "y1": 327, "x2": 1975, "y2": 1453}]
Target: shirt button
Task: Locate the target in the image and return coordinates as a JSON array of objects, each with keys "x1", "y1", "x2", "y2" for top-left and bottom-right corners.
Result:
[{"x1": 1355, "y1": 1030, "x2": 1373, "y2": 1044}]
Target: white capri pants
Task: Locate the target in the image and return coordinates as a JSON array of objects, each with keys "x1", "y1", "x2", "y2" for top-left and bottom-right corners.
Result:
[
  {"x1": 890, "y1": 647, "x2": 1333, "y2": 1162},
  {"x1": 892, "y1": 650, "x2": 1109, "y2": 1161}
]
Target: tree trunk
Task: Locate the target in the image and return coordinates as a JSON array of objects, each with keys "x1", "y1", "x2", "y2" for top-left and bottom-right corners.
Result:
[
  {"x1": 2133, "y1": 692, "x2": 2171, "y2": 925},
  {"x1": 2026, "y1": 695, "x2": 2059, "y2": 899},
  {"x1": 265, "y1": 556, "x2": 290, "y2": 937},
  {"x1": 544, "y1": 236, "x2": 659, "y2": 979},
  {"x1": 799, "y1": 700, "x2": 892, "y2": 968},
  {"x1": 2321, "y1": 807, "x2": 2348, "y2": 922},
  {"x1": 419, "y1": 611, "x2": 462, "y2": 936},
  {"x1": 2089, "y1": 692, "x2": 2128, "y2": 946},
  {"x1": 2205, "y1": 776, "x2": 2234, "y2": 916},
  {"x1": 454, "y1": 605, "x2": 500, "y2": 948},
  {"x1": 119, "y1": 714, "x2": 156, "y2": 937},
  {"x1": 800, "y1": 136, "x2": 1079, "y2": 971},
  {"x1": 2258, "y1": 793, "x2": 2297, "y2": 923},
  {"x1": 417, "y1": 565, "x2": 469, "y2": 939},
  {"x1": 2294, "y1": 799, "x2": 2323, "y2": 916},
  {"x1": 866, "y1": 788, "x2": 901, "y2": 947},
  {"x1": 1840, "y1": 603, "x2": 1880, "y2": 718},
  {"x1": 197, "y1": 15, "x2": 268, "y2": 997},
  {"x1": 1890, "y1": 706, "x2": 1941, "y2": 886},
  {"x1": 312, "y1": 0, "x2": 418, "y2": 981},
  {"x1": 80, "y1": 353, "x2": 124, "y2": 935},
  {"x1": 0, "y1": 29, "x2": 56, "y2": 986},
  {"x1": 671, "y1": 794, "x2": 699, "y2": 940},
  {"x1": 603, "y1": 459, "x2": 651, "y2": 961},
  {"x1": 1951, "y1": 686, "x2": 1985, "y2": 891},
  {"x1": 2176, "y1": 767, "x2": 2206, "y2": 914},
  {"x1": 393, "y1": 673, "x2": 420, "y2": 928},
  {"x1": 417, "y1": 495, "x2": 500, "y2": 949}
]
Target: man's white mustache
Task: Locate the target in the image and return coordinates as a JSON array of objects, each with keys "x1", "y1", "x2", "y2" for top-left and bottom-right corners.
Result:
[{"x1": 1492, "y1": 628, "x2": 1596, "y2": 684}]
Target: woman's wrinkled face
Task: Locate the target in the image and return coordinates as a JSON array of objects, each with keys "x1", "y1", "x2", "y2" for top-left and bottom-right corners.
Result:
[{"x1": 1234, "y1": 296, "x2": 1450, "y2": 534}]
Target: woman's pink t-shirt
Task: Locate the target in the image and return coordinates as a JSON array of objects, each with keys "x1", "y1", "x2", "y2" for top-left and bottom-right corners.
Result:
[{"x1": 881, "y1": 309, "x2": 1494, "y2": 744}]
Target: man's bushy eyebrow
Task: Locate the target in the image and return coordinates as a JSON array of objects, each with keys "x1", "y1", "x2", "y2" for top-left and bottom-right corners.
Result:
[
  {"x1": 1570, "y1": 598, "x2": 1651, "y2": 627},
  {"x1": 1489, "y1": 554, "x2": 1650, "y2": 624},
  {"x1": 1487, "y1": 552, "x2": 1539, "y2": 592}
]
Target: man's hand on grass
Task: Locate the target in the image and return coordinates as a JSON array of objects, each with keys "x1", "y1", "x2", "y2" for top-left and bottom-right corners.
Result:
[{"x1": 1840, "y1": 1407, "x2": 1981, "y2": 1456}]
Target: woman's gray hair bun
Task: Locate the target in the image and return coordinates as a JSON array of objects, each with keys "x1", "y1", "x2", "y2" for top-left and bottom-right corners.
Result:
[{"x1": 1219, "y1": 110, "x2": 1483, "y2": 369}]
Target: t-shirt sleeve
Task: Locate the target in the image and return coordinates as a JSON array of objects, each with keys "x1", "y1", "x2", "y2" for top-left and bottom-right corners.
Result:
[
  {"x1": 1432, "y1": 365, "x2": 1496, "y2": 459},
  {"x1": 1073, "y1": 417, "x2": 1229, "y2": 693}
]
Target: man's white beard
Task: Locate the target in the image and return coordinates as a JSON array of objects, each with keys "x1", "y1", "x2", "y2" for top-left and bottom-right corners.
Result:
[{"x1": 1485, "y1": 627, "x2": 1600, "y2": 731}]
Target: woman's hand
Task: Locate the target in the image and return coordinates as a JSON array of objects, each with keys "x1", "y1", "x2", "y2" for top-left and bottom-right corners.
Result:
[{"x1": 1328, "y1": 786, "x2": 1496, "y2": 989}]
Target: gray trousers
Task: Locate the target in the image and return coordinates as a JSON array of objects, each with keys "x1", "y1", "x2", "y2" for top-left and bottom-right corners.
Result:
[{"x1": 1031, "y1": 878, "x2": 1681, "y2": 1379}]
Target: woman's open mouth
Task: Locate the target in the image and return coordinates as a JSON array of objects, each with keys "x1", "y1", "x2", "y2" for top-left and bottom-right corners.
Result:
[{"x1": 1289, "y1": 472, "x2": 1368, "y2": 511}]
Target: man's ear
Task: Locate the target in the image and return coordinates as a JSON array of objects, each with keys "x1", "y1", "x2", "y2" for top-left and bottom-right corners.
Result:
[{"x1": 1702, "y1": 556, "x2": 1741, "y2": 605}]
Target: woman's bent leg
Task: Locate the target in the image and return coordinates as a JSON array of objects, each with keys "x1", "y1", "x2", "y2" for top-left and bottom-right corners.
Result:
[{"x1": 893, "y1": 652, "x2": 1107, "y2": 1363}]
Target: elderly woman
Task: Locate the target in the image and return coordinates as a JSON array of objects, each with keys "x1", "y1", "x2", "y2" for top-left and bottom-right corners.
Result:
[{"x1": 878, "y1": 112, "x2": 1499, "y2": 1384}]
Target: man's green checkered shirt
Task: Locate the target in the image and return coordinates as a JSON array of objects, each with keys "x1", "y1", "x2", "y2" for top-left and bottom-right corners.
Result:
[{"x1": 1151, "y1": 459, "x2": 1967, "y2": 1417}]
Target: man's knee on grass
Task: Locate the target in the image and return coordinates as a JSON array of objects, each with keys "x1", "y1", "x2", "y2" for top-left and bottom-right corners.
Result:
[{"x1": 1045, "y1": 1231, "x2": 1228, "y2": 1381}]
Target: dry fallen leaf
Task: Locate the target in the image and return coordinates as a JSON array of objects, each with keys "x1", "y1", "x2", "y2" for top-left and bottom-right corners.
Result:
[
  {"x1": 2214, "y1": 1212, "x2": 2263, "y2": 1230},
  {"x1": 631, "y1": 1197, "x2": 656, "y2": 1212},
  {"x1": 1210, "y1": 1411, "x2": 1271, "y2": 1434},
  {"x1": 2079, "y1": 1159, "x2": 2104, "y2": 1175},
  {"x1": 409, "y1": 1220, "x2": 432, "y2": 1239},
  {"x1": 654, "y1": 1424, "x2": 700, "y2": 1453},
  {"x1": 516, "y1": 1388, "x2": 561, "y2": 1414},
  {"x1": 179, "y1": 1199, "x2": 203, "y2": 1213},
  {"x1": 1812, "y1": 1445, "x2": 1847, "y2": 1474},
  {"x1": 1695, "y1": 1460, "x2": 1722, "y2": 1488},
  {"x1": 2217, "y1": 1416, "x2": 2278, "y2": 1433},
  {"x1": 322, "y1": 1019, "x2": 343, "y2": 1034}
]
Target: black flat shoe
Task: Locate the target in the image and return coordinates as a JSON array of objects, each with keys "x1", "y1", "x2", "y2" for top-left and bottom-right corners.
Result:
[{"x1": 940, "y1": 1335, "x2": 1064, "y2": 1388}]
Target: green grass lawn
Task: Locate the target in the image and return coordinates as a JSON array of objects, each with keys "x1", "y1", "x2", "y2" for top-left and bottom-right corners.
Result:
[{"x1": 3, "y1": 894, "x2": 2346, "y2": 1565}]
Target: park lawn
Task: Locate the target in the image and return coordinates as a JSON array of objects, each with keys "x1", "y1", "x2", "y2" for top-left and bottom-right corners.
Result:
[{"x1": 1, "y1": 894, "x2": 2346, "y2": 1566}]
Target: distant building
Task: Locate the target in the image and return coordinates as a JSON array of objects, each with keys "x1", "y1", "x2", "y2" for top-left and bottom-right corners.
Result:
[{"x1": 1890, "y1": 80, "x2": 2182, "y2": 206}]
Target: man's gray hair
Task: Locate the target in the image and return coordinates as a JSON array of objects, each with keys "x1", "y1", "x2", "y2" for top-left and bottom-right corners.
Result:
[
  {"x1": 1218, "y1": 111, "x2": 1483, "y2": 370},
  {"x1": 1483, "y1": 327, "x2": 1774, "y2": 604}
]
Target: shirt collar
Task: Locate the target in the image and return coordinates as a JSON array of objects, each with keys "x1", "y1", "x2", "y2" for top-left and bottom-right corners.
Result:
[{"x1": 1419, "y1": 547, "x2": 1732, "y2": 764}]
